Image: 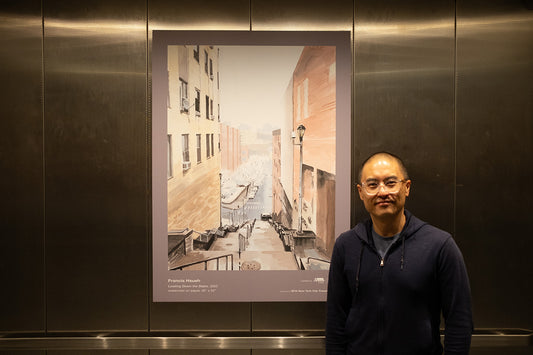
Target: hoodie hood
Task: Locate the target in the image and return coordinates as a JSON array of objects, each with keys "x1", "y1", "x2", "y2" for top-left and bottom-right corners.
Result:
[
  {"x1": 352, "y1": 209, "x2": 428, "y2": 273},
  {"x1": 353, "y1": 209, "x2": 427, "y2": 245}
]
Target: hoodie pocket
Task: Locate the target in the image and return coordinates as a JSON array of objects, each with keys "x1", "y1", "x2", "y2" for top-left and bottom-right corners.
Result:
[{"x1": 343, "y1": 305, "x2": 362, "y2": 338}]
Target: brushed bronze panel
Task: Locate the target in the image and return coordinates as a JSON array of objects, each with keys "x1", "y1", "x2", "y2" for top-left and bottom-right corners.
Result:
[
  {"x1": 248, "y1": 0, "x2": 353, "y2": 333},
  {"x1": 353, "y1": 0, "x2": 456, "y2": 232},
  {"x1": 251, "y1": 0, "x2": 353, "y2": 31},
  {"x1": 44, "y1": 0, "x2": 149, "y2": 331},
  {"x1": 150, "y1": 302, "x2": 251, "y2": 332},
  {"x1": 251, "y1": 302, "x2": 326, "y2": 332},
  {"x1": 456, "y1": 0, "x2": 533, "y2": 329},
  {"x1": 148, "y1": 0, "x2": 251, "y2": 333},
  {"x1": 149, "y1": 0, "x2": 250, "y2": 31},
  {"x1": 0, "y1": 0, "x2": 45, "y2": 333},
  {"x1": 243, "y1": 0, "x2": 353, "y2": 334}
]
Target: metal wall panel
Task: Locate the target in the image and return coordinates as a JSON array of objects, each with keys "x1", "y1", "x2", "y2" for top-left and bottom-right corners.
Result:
[
  {"x1": 149, "y1": 0, "x2": 250, "y2": 31},
  {"x1": 353, "y1": 0, "x2": 456, "y2": 234},
  {"x1": 456, "y1": 0, "x2": 533, "y2": 329},
  {"x1": 48, "y1": 351, "x2": 147, "y2": 355},
  {"x1": 252, "y1": 351, "x2": 324, "y2": 355},
  {"x1": 251, "y1": 0, "x2": 353, "y2": 31},
  {"x1": 152, "y1": 351, "x2": 249, "y2": 355},
  {"x1": 0, "y1": 0, "x2": 45, "y2": 333},
  {"x1": 44, "y1": 0, "x2": 149, "y2": 331},
  {"x1": 0, "y1": 0, "x2": 530, "y2": 351},
  {"x1": 251, "y1": 302, "x2": 326, "y2": 333},
  {"x1": 149, "y1": 301, "x2": 251, "y2": 332},
  {"x1": 148, "y1": 0, "x2": 251, "y2": 332},
  {"x1": 249, "y1": 0, "x2": 353, "y2": 333}
]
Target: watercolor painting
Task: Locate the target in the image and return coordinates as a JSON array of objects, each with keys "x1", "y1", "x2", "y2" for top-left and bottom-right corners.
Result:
[{"x1": 166, "y1": 45, "x2": 337, "y2": 272}]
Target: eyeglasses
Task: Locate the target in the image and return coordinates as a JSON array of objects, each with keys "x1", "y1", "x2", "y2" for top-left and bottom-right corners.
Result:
[{"x1": 360, "y1": 179, "x2": 407, "y2": 196}]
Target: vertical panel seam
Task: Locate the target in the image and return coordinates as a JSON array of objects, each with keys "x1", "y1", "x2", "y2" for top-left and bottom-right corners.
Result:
[
  {"x1": 146, "y1": 0, "x2": 152, "y2": 335},
  {"x1": 453, "y1": 0, "x2": 458, "y2": 238},
  {"x1": 250, "y1": 302, "x2": 253, "y2": 335},
  {"x1": 351, "y1": 0, "x2": 356, "y2": 227},
  {"x1": 146, "y1": 0, "x2": 149, "y2": 334},
  {"x1": 41, "y1": 0, "x2": 47, "y2": 336}
]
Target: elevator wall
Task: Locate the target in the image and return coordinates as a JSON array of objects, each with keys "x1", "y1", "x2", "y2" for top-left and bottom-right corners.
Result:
[{"x1": 0, "y1": 0, "x2": 531, "y2": 354}]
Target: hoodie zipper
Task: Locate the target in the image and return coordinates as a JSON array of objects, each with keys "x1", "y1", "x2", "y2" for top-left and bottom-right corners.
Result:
[
  {"x1": 377, "y1": 239, "x2": 403, "y2": 355},
  {"x1": 378, "y1": 254, "x2": 385, "y2": 355},
  {"x1": 362, "y1": 237, "x2": 403, "y2": 355}
]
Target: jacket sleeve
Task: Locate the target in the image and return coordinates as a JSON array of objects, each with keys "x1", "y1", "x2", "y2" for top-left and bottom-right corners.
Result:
[
  {"x1": 326, "y1": 237, "x2": 352, "y2": 354},
  {"x1": 438, "y1": 237, "x2": 474, "y2": 355}
]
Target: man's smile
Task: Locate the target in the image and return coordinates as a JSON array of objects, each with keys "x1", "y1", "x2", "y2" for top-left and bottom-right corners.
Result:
[{"x1": 376, "y1": 200, "x2": 393, "y2": 206}]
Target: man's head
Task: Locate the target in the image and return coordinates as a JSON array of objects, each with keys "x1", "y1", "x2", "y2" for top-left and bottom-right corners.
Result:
[{"x1": 357, "y1": 152, "x2": 411, "y2": 221}]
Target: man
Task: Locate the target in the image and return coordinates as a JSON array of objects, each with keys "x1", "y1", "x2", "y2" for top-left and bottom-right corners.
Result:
[{"x1": 326, "y1": 152, "x2": 473, "y2": 354}]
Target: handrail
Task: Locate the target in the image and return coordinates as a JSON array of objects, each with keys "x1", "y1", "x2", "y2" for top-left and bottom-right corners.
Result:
[
  {"x1": 307, "y1": 257, "x2": 331, "y2": 264},
  {"x1": 169, "y1": 254, "x2": 234, "y2": 271},
  {"x1": 0, "y1": 329, "x2": 530, "y2": 350}
]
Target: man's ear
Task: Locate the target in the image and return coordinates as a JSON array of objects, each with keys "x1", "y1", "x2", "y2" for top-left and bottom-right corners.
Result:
[
  {"x1": 404, "y1": 180, "x2": 411, "y2": 197},
  {"x1": 357, "y1": 184, "x2": 364, "y2": 200}
]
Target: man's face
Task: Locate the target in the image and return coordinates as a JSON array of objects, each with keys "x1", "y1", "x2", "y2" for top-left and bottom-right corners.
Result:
[{"x1": 357, "y1": 156, "x2": 411, "y2": 220}]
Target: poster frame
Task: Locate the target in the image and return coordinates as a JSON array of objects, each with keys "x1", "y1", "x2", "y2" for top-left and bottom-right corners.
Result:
[{"x1": 152, "y1": 30, "x2": 352, "y2": 302}]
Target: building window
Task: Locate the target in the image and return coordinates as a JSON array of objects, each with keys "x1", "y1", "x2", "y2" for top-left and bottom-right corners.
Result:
[
  {"x1": 206, "y1": 133, "x2": 211, "y2": 158},
  {"x1": 195, "y1": 89, "x2": 201, "y2": 116},
  {"x1": 303, "y1": 78, "x2": 309, "y2": 118},
  {"x1": 205, "y1": 95, "x2": 210, "y2": 119},
  {"x1": 209, "y1": 58, "x2": 213, "y2": 79},
  {"x1": 204, "y1": 50, "x2": 209, "y2": 74},
  {"x1": 211, "y1": 134, "x2": 214, "y2": 156},
  {"x1": 218, "y1": 104, "x2": 220, "y2": 121},
  {"x1": 182, "y1": 134, "x2": 190, "y2": 171},
  {"x1": 296, "y1": 84, "x2": 301, "y2": 119},
  {"x1": 329, "y1": 62, "x2": 336, "y2": 82},
  {"x1": 196, "y1": 134, "x2": 202, "y2": 163},
  {"x1": 167, "y1": 134, "x2": 173, "y2": 179},
  {"x1": 218, "y1": 134, "x2": 221, "y2": 152},
  {"x1": 210, "y1": 99, "x2": 214, "y2": 120},
  {"x1": 179, "y1": 78, "x2": 189, "y2": 112},
  {"x1": 193, "y1": 45, "x2": 199, "y2": 62}
]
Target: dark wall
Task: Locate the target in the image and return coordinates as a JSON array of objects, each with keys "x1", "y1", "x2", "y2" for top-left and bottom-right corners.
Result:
[
  {"x1": 0, "y1": 0, "x2": 531, "y2": 353},
  {"x1": 353, "y1": 0, "x2": 533, "y2": 333},
  {"x1": 455, "y1": 0, "x2": 533, "y2": 329},
  {"x1": 0, "y1": 0, "x2": 45, "y2": 333}
]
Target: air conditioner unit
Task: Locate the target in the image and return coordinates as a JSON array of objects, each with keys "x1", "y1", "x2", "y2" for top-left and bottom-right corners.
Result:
[
  {"x1": 181, "y1": 98, "x2": 189, "y2": 109},
  {"x1": 182, "y1": 161, "x2": 191, "y2": 170},
  {"x1": 210, "y1": 74, "x2": 214, "y2": 80}
]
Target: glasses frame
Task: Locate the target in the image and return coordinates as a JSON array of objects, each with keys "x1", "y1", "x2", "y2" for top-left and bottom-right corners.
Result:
[{"x1": 359, "y1": 179, "x2": 408, "y2": 196}]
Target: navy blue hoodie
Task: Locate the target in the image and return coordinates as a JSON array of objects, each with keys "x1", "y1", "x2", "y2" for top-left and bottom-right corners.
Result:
[{"x1": 326, "y1": 210, "x2": 473, "y2": 354}]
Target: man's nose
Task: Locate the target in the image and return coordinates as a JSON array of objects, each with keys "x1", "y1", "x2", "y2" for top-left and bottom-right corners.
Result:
[{"x1": 376, "y1": 184, "x2": 389, "y2": 196}]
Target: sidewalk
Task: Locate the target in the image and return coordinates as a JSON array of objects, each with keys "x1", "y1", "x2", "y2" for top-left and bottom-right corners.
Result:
[
  {"x1": 169, "y1": 220, "x2": 302, "y2": 271},
  {"x1": 211, "y1": 220, "x2": 299, "y2": 270}
]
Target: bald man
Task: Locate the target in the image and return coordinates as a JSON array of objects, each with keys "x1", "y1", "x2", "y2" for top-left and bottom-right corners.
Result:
[{"x1": 326, "y1": 152, "x2": 473, "y2": 355}]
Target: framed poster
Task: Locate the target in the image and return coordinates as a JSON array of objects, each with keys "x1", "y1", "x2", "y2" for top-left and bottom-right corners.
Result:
[{"x1": 153, "y1": 31, "x2": 351, "y2": 301}]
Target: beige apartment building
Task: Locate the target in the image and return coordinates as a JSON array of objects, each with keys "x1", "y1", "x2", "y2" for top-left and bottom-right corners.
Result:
[{"x1": 167, "y1": 45, "x2": 221, "y2": 232}]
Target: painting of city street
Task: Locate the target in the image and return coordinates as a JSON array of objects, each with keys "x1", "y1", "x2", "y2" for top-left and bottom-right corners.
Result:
[
  {"x1": 166, "y1": 44, "x2": 337, "y2": 272},
  {"x1": 152, "y1": 31, "x2": 351, "y2": 301}
]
